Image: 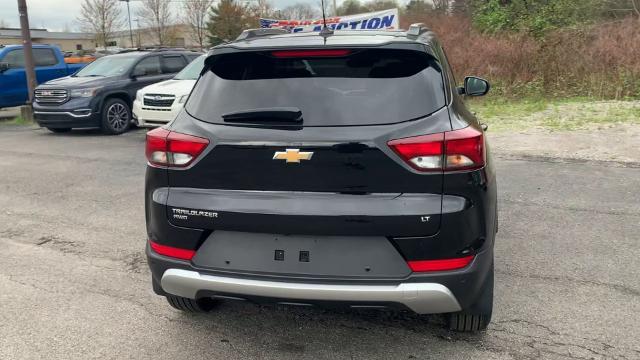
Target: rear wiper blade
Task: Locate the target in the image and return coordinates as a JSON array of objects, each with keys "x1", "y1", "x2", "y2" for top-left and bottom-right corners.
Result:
[{"x1": 222, "y1": 107, "x2": 302, "y2": 124}]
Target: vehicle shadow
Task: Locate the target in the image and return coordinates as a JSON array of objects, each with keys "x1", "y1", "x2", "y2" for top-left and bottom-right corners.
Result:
[
  {"x1": 165, "y1": 300, "x2": 488, "y2": 358},
  {"x1": 39, "y1": 127, "x2": 148, "y2": 137}
]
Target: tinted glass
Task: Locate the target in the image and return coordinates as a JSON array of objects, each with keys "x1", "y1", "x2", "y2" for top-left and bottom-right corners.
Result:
[
  {"x1": 162, "y1": 55, "x2": 186, "y2": 74},
  {"x1": 186, "y1": 49, "x2": 446, "y2": 127},
  {"x1": 34, "y1": 49, "x2": 58, "y2": 66},
  {"x1": 210, "y1": 49, "x2": 436, "y2": 79},
  {"x1": 1, "y1": 49, "x2": 58, "y2": 68},
  {"x1": 173, "y1": 54, "x2": 205, "y2": 80},
  {"x1": 187, "y1": 54, "x2": 201, "y2": 61},
  {"x1": 134, "y1": 56, "x2": 161, "y2": 76},
  {"x1": 3, "y1": 50, "x2": 25, "y2": 68},
  {"x1": 75, "y1": 55, "x2": 138, "y2": 77}
]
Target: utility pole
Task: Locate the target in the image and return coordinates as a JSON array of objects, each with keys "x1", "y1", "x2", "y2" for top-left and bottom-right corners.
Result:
[
  {"x1": 134, "y1": 18, "x2": 141, "y2": 48},
  {"x1": 333, "y1": 0, "x2": 337, "y2": 16},
  {"x1": 120, "y1": 0, "x2": 134, "y2": 48},
  {"x1": 17, "y1": 0, "x2": 37, "y2": 106}
]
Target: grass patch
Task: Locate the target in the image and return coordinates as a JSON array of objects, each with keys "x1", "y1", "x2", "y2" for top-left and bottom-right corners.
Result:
[
  {"x1": 468, "y1": 98, "x2": 640, "y2": 132},
  {"x1": 0, "y1": 115, "x2": 34, "y2": 126}
]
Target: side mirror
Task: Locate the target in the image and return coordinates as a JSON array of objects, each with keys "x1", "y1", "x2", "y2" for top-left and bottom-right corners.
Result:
[
  {"x1": 0, "y1": 62, "x2": 9, "y2": 73},
  {"x1": 461, "y1": 76, "x2": 490, "y2": 97}
]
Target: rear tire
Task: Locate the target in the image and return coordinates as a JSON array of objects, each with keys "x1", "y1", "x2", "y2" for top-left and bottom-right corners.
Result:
[
  {"x1": 447, "y1": 261, "x2": 494, "y2": 332},
  {"x1": 47, "y1": 127, "x2": 71, "y2": 133},
  {"x1": 165, "y1": 295, "x2": 218, "y2": 313},
  {"x1": 100, "y1": 98, "x2": 131, "y2": 135}
]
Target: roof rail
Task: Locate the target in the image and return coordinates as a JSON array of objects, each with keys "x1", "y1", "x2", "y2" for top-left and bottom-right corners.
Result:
[
  {"x1": 150, "y1": 47, "x2": 189, "y2": 52},
  {"x1": 115, "y1": 48, "x2": 143, "y2": 53},
  {"x1": 407, "y1": 23, "x2": 430, "y2": 38},
  {"x1": 235, "y1": 28, "x2": 290, "y2": 41},
  {"x1": 115, "y1": 47, "x2": 199, "y2": 54}
]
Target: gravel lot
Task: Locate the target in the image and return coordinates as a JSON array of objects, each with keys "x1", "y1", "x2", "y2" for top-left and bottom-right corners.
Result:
[{"x1": 0, "y1": 125, "x2": 638, "y2": 360}]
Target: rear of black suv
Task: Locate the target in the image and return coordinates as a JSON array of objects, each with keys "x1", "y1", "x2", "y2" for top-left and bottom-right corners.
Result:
[{"x1": 145, "y1": 27, "x2": 497, "y2": 332}]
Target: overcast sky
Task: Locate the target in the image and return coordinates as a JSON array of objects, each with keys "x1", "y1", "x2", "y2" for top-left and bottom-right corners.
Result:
[{"x1": 0, "y1": 0, "x2": 351, "y2": 32}]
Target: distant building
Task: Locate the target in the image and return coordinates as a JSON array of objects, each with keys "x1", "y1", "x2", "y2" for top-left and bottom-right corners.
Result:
[
  {"x1": 109, "y1": 24, "x2": 202, "y2": 49},
  {"x1": 0, "y1": 28, "x2": 95, "y2": 52}
]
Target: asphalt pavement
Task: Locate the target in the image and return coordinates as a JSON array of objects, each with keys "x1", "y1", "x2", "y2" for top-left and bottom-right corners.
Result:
[{"x1": 0, "y1": 126, "x2": 638, "y2": 360}]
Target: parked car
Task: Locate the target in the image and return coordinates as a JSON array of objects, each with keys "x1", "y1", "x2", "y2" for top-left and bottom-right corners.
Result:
[
  {"x1": 33, "y1": 49, "x2": 201, "y2": 134},
  {"x1": 0, "y1": 44, "x2": 87, "y2": 109},
  {"x1": 145, "y1": 25, "x2": 497, "y2": 332},
  {"x1": 64, "y1": 53, "x2": 96, "y2": 64},
  {"x1": 133, "y1": 54, "x2": 205, "y2": 127}
]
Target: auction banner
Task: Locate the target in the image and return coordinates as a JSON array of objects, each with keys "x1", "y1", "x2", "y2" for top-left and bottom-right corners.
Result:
[{"x1": 259, "y1": 9, "x2": 399, "y2": 33}]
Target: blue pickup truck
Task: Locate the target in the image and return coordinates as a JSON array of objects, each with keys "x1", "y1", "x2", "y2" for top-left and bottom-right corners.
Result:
[{"x1": 0, "y1": 44, "x2": 87, "y2": 109}]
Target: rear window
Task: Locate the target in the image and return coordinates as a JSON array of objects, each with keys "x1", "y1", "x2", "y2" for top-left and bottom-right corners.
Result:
[
  {"x1": 186, "y1": 48, "x2": 446, "y2": 127},
  {"x1": 34, "y1": 49, "x2": 58, "y2": 66}
]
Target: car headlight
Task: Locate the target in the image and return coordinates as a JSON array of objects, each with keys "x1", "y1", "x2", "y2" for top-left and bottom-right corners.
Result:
[
  {"x1": 70, "y1": 87, "x2": 101, "y2": 98},
  {"x1": 136, "y1": 90, "x2": 144, "y2": 101},
  {"x1": 178, "y1": 95, "x2": 189, "y2": 104}
]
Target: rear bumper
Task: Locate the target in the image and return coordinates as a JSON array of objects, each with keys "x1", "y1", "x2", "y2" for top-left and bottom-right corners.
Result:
[
  {"x1": 161, "y1": 268, "x2": 461, "y2": 314},
  {"x1": 147, "y1": 242, "x2": 494, "y2": 314}
]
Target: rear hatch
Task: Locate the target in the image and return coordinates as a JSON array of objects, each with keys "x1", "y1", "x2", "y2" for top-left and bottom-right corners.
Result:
[{"x1": 167, "y1": 47, "x2": 448, "y2": 239}]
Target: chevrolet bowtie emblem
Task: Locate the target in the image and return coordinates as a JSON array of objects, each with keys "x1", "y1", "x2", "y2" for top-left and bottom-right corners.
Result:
[{"x1": 273, "y1": 149, "x2": 314, "y2": 163}]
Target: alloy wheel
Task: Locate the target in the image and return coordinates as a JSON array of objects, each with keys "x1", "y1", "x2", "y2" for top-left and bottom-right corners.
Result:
[{"x1": 107, "y1": 103, "x2": 129, "y2": 131}]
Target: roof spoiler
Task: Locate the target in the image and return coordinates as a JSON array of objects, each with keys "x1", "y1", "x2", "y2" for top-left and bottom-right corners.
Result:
[
  {"x1": 407, "y1": 23, "x2": 431, "y2": 38},
  {"x1": 235, "y1": 28, "x2": 290, "y2": 41}
]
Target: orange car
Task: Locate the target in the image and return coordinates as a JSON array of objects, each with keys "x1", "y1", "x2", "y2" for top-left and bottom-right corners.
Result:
[{"x1": 64, "y1": 55, "x2": 96, "y2": 64}]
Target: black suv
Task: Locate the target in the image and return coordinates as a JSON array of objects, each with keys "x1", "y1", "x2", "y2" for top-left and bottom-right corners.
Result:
[
  {"x1": 145, "y1": 25, "x2": 497, "y2": 332},
  {"x1": 33, "y1": 49, "x2": 200, "y2": 134}
]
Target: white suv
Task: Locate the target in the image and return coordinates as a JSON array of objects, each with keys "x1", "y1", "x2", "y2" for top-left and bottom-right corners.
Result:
[{"x1": 133, "y1": 54, "x2": 205, "y2": 127}]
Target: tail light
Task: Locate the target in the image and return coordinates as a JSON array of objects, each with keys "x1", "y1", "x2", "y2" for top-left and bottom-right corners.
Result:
[
  {"x1": 149, "y1": 240, "x2": 195, "y2": 261},
  {"x1": 444, "y1": 127, "x2": 485, "y2": 170},
  {"x1": 407, "y1": 255, "x2": 475, "y2": 272},
  {"x1": 146, "y1": 128, "x2": 209, "y2": 168},
  {"x1": 388, "y1": 126, "x2": 484, "y2": 172}
]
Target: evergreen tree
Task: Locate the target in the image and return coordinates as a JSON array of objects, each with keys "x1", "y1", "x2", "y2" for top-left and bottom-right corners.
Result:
[{"x1": 206, "y1": 0, "x2": 255, "y2": 45}]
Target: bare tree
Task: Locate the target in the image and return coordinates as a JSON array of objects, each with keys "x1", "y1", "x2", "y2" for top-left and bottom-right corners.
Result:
[
  {"x1": 364, "y1": 0, "x2": 398, "y2": 12},
  {"x1": 336, "y1": 0, "x2": 365, "y2": 16},
  {"x1": 451, "y1": 0, "x2": 471, "y2": 14},
  {"x1": 281, "y1": 2, "x2": 320, "y2": 19},
  {"x1": 77, "y1": 0, "x2": 123, "y2": 48},
  {"x1": 405, "y1": 0, "x2": 431, "y2": 16},
  {"x1": 251, "y1": 0, "x2": 276, "y2": 18},
  {"x1": 432, "y1": 0, "x2": 451, "y2": 13},
  {"x1": 182, "y1": 0, "x2": 214, "y2": 50},
  {"x1": 138, "y1": 0, "x2": 173, "y2": 46}
]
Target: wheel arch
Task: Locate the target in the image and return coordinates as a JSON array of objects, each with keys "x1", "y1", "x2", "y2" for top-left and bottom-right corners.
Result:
[
  {"x1": 99, "y1": 92, "x2": 133, "y2": 135},
  {"x1": 100, "y1": 91, "x2": 132, "y2": 111}
]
